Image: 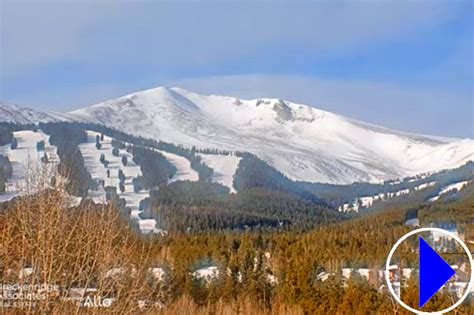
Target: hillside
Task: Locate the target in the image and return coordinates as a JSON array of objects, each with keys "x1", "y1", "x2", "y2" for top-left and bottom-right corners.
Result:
[
  {"x1": 0, "y1": 102, "x2": 66, "y2": 124},
  {"x1": 68, "y1": 87, "x2": 473, "y2": 184},
  {"x1": 1, "y1": 88, "x2": 472, "y2": 185}
]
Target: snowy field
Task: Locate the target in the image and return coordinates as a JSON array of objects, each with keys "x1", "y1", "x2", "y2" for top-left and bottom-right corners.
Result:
[
  {"x1": 198, "y1": 153, "x2": 241, "y2": 193},
  {"x1": 0, "y1": 130, "x2": 58, "y2": 202}
]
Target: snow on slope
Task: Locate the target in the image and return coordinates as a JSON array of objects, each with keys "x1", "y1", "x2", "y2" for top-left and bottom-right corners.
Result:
[
  {"x1": 414, "y1": 181, "x2": 436, "y2": 191},
  {"x1": 153, "y1": 149, "x2": 198, "y2": 183},
  {"x1": 339, "y1": 188, "x2": 411, "y2": 213},
  {"x1": 68, "y1": 87, "x2": 474, "y2": 185},
  {"x1": 429, "y1": 180, "x2": 471, "y2": 202},
  {"x1": 0, "y1": 130, "x2": 59, "y2": 202},
  {"x1": 79, "y1": 131, "x2": 158, "y2": 233},
  {"x1": 438, "y1": 180, "x2": 470, "y2": 195},
  {"x1": 78, "y1": 131, "x2": 198, "y2": 233},
  {"x1": 198, "y1": 153, "x2": 241, "y2": 193},
  {"x1": 0, "y1": 103, "x2": 67, "y2": 124}
]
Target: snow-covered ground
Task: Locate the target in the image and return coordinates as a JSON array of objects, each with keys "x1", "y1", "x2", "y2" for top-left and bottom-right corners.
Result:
[
  {"x1": 0, "y1": 130, "x2": 59, "y2": 202},
  {"x1": 198, "y1": 153, "x2": 241, "y2": 193},
  {"x1": 149, "y1": 267, "x2": 166, "y2": 282},
  {"x1": 339, "y1": 188, "x2": 411, "y2": 213},
  {"x1": 79, "y1": 131, "x2": 158, "y2": 233},
  {"x1": 339, "y1": 178, "x2": 471, "y2": 211},
  {"x1": 153, "y1": 149, "x2": 198, "y2": 183},
  {"x1": 386, "y1": 188, "x2": 410, "y2": 199},
  {"x1": 192, "y1": 266, "x2": 219, "y2": 283},
  {"x1": 429, "y1": 180, "x2": 471, "y2": 202},
  {"x1": 414, "y1": 181, "x2": 436, "y2": 191},
  {"x1": 438, "y1": 180, "x2": 470, "y2": 195}
]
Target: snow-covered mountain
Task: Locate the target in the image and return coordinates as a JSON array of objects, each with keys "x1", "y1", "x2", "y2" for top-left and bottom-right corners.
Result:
[
  {"x1": 66, "y1": 87, "x2": 473, "y2": 184},
  {"x1": 0, "y1": 102, "x2": 67, "y2": 124}
]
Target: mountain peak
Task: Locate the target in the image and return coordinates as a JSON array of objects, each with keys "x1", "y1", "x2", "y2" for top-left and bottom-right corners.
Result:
[
  {"x1": 1, "y1": 87, "x2": 472, "y2": 185},
  {"x1": 64, "y1": 87, "x2": 473, "y2": 184}
]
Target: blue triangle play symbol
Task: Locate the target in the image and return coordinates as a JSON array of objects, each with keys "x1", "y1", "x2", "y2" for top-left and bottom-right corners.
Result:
[{"x1": 419, "y1": 236, "x2": 456, "y2": 308}]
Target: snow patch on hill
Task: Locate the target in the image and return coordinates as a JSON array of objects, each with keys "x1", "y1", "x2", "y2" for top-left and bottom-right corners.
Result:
[
  {"x1": 414, "y1": 181, "x2": 436, "y2": 191},
  {"x1": 429, "y1": 180, "x2": 471, "y2": 202},
  {"x1": 339, "y1": 188, "x2": 411, "y2": 213},
  {"x1": 0, "y1": 103, "x2": 67, "y2": 124},
  {"x1": 153, "y1": 149, "x2": 198, "y2": 183},
  {"x1": 198, "y1": 153, "x2": 241, "y2": 193}
]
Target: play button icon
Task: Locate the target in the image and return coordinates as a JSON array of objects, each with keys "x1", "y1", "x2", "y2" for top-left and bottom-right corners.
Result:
[
  {"x1": 386, "y1": 227, "x2": 474, "y2": 314},
  {"x1": 418, "y1": 236, "x2": 455, "y2": 307}
]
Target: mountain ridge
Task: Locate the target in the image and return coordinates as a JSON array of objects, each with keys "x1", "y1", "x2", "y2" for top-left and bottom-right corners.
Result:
[{"x1": 1, "y1": 87, "x2": 473, "y2": 184}]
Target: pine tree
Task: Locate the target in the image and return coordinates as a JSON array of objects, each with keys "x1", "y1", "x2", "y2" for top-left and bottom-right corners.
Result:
[
  {"x1": 118, "y1": 169, "x2": 125, "y2": 183},
  {"x1": 10, "y1": 138, "x2": 17, "y2": 150},
  {"x1": 95, "y1": 134, "x2": 102, "y2": 149},
  {"x1": 112, "y1": 147, "x2": 119, "y2": 157},
  {"x1": 36, "y1": 140, "x2": 45, "y2": 152},
  {"x1": 0, "y1": 169, "x2": 5, "y2": 193}
]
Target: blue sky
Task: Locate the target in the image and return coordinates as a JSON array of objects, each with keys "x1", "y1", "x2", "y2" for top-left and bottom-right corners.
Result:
[{"x1": 1, "y1": 1, "x2": 472, "y2": 137}]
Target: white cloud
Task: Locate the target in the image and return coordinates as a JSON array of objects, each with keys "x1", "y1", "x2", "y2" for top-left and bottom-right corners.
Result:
[{"x1": 0, "y1": 1, "x2": 462, "y2": 76}]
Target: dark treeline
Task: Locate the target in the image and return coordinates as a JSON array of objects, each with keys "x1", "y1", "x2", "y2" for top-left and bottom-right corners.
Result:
[
  {"x1": 131, "y1": 146, "x2": 177, "y2": 190},
  {"x1": 141, "y1": 193, "x2": 474, "y2": 314},
  {"x1": 0, "y1": 155, "x2": 13, "y2": 193},
  {"x1": 150, "y1": 181, "x2": 345, "y2": 233},
  {"x1": 303, "y1": 161, "x2": 474, "y2": 208},
  {"x1": 0, "y1": 126, "x2": 14, "y2": 146},
  {"x1": 40, "y1": 123, "x2": 92, "y2": 196},
  {"x1": 158, "y1": 142, "x2": 213, "y2": 181},
  {"x1": 39, "y1": 122, "x2": 214, "y2": 182},
  {"x1": 233, "y1": 153, "x2": 326, "y2": 205}
]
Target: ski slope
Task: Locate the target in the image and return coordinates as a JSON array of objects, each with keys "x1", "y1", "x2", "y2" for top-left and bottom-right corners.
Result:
[
  {"x1": 79, "y1": 131, "x2": 156, "y2": 233},
  {"x1": 153, "y1": 149, "x2": 199, "y2": 183},
  {"x1": 198, "y1": 153, "x2": 241, "y2": 193},
  {"x1": 79, "y1": 131, "x2": 199, "y2": 234},
  {"x1": 0, "y1": 130, "x2": 59, "y2": 202}
]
